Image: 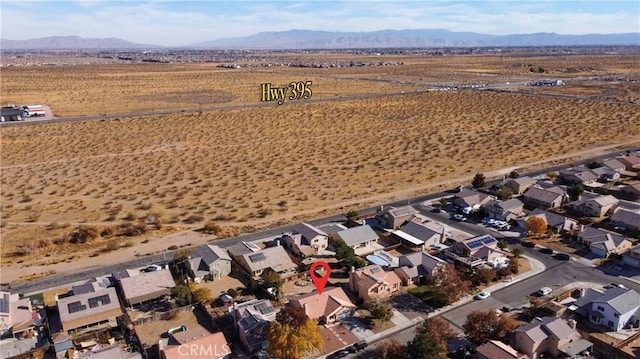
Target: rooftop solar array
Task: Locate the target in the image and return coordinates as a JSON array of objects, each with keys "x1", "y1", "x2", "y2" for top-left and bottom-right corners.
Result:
[
  {"x1": 67, "y1": 301, "x2": 87, "y2": 314},
  {"x1": 88, "y1": 294, "x2": 111, "y2": 308},
  {"x1": 466, "y1": 236, "x2": 496, "y2": 249},
  {"x1": 256, "y1": 302, "x2": 275, "y2": 315},
  {"x1": 239, "y1": 315, "x2": 258, "y2": 329},
  {"x1": 249, "y1": 253, "x2": 266, "y2": 263}
]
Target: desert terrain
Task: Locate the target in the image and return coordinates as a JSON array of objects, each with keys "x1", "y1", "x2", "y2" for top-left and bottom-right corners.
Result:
[{"x1": 1, "y1": 52, "x2": 639, "y2": 283}]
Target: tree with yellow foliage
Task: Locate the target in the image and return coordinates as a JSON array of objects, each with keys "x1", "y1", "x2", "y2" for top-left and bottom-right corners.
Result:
[
  {"x1": 266, "y1": 306, "x2": 323, "y2": 359},
  {"x1": 525, "y1": 216, "x2": 547, "y2": 238}
]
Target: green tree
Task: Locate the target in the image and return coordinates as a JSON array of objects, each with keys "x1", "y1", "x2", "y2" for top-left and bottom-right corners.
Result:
[
  {"x1": 567, "y1": 183, "x2": 584, "y2": 201},
  {"x1": 369, "y1": 300, "x2": 393, "y2": 323},
  {"x1": 497, "y1": 239, "x2": 508, "y2": 249},
  {"x1": 406, "y1": 331, "x2": 443, "y2": 359},
  {"x1": 472, "y1": 173, "x2": 486, "y2": 189},
  {"x1": 346, "y1": 209, "x2": 359, "y2": 219},
  {"x1": 170, "y1": 285, "x2": 192, "y2": 307},
  {"x1": 511, "y1": 246, "x2": 524, "y2": 258},
  {"x1": 227, "y1": 288, "x2": 239, "y2": 298},
  {"x1": 266, "y1": 308, "x2": 322, "y2": 359},
  {"x1": 496, "y1": 187, "x2": 513, "y2": 200},
  {"x1": 262, "y1": 269, "x2": 284, "y2": 292},
  {"x1": 438, "y1": 197, "x2": 448, "y2": 208}
]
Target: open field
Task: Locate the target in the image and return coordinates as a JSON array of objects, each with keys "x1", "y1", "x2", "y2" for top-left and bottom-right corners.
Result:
[{"x1": 1, "y1": 53, "x2": 639, "y2": 283}]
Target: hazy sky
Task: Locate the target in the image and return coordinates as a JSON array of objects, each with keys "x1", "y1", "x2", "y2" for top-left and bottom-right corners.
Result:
[{"x1": 2, "y1": 1, "x2": 639, "y2": 46}]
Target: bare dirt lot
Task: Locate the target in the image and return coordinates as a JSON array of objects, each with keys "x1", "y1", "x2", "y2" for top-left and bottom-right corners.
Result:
[{"x1": 1, "y1": 53, "x2": 639, "y2": 283}]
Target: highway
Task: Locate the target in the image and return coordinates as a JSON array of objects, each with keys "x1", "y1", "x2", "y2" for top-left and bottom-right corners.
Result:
[{"x1": 3, "y1": 148, "x2": 637, "y2": 296}]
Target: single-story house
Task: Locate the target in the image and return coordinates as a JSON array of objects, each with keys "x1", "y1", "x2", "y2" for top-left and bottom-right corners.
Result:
[
  {"x1": 56, "y1": 287, "x2": 123, "y2": 334},
  {"x1": 558, "y1": 168, "x2": 598, "y2": 185},
  {"x1": 160, "y1": 325, "x2": 230, "y2": 359},
  {"x1": 376, "y1": 206, "x2": 419, "y2": 229},
  {"x1": 394, "y1": 251, "x2": 446, "y2": 286},
  {"x1": 452, "y1": 188, "x2": 495, "y2": 209},
  {"x1": 281, "y1": 222, "x2": 329, "y2": 258},
  {"x1": 609, "y1": 208, "x2": 640, "y2": 232},
  {"x1": 591, "y1": 167, "x2": 620, "y2": 182},
  {"x1": 116, "y1": 268, "x2": 176, "y2": 307},
  {"x1": 618, "y1": 155, "x2": 640, "y2": 171},
  {"x1": 289, "y1": 286, "x2": 356, "y2": 324},
  {"x1": 619, "y1": 183, "x2": 640, "y2": 200},
  {"x1": 0, "y1": 292, "x2": 36, "y2": 339},
  {"x1": 229, "y1": 299, "x2": 279, "y2": 352},
  {"x1": 577, "y1": 227, "x2": 632, "y2": 258},
  {"x1": 602, "y1": 158, "x2": 626, "y2": 172},
  {"x1": 334, "y1": 225, "x2": 379, "y2": 251},
  {"x1": 232, "y1": 244, "x2": 298, "y2": 280},
  {"x1": 502, "y1": 176, "x2": 536, "y2": 195},
  {"x1": 512, "y1": 317, "x2": 592, "y2": 359},
  {"x1": 483, "y1": 198, "x2": 524, "y2": 221},
  {"x1": 518, "y1": 208, "x2": 580, "y2": 234},
  {"x1": 623, "y1": 245, "x2": 640, "y2": 268},
  {"x1": 349, "y1": 265, "x2": 402, "y2": 304},
  {"x1": 393, "y1": 219, "x2": 443, "y2": 250},
  {"x1": 520, "y1": 185, "x2": 566, "y2": 209},
  {"x1": 187, "y1": 244, "x2": 232, "y2": 282}
]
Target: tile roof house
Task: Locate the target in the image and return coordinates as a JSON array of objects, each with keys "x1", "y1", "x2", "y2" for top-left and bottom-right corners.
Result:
[
  {"x1": 452, "y1": 189, "x2": 495, "y2": 209},
  {"x1": 160, "y1": 326, "x2": 231, "y2": 359},
  {"x1": 376, "y1": 206, "x2": 419, "y2": 229},
  {"x1": 619, "y1": 183, "x2": 640, "y2": 200},
  {"x1": 56, "y1": 287, "x2": 123, "y2": 334},
  {"x1": 622, "y1": 245, "x2": 640, "y2": 268},
  {"x1": 0, "y1": 292, "x2": 36, "y2": 339},
  {"x1": 570, "y1": 194, "x2": 619, "y2": 217},
  {"x1": 518, "y1": 208, "x2": 579, "y2": 234},
  {"x1": 483, "y1": 198, "x2": 524, "y2": 221},
  {"x1": 393, "y1": 218, "x2": 444, "y2": 250},
  {"x1": 618, "y1": 155, "x2": 640, "y2": 170},
  {"x1": 475, "y1": 340, "x2": 527, "y2": 359},
  {"x1": 512, "y1": 317, "x2": 592, "y2": 359},
  {"x1": 116, "y1": 268, "x2": 176, "y2": 307},
  {"x1": 558, "y1": 168, "x2": 598, "y2": 185},
  {"x1": 445, "y1": 235, "x2": 507, "y2": 268},
  {"x1": 229, "y1": 299, "x2": 279, "y2": 352},
  {"x1": 289, "y1": 287, "x2": 356, "y2": 324},
  {"x1": 520, "y1": 185, "x2": 566, "y2": 209},
  {"x1": 281, "y1": 222, "x2": 329, "y2": 258},
  {"x1": 577, "y1": 227, "x2": 632, "y2": 258},
  {"x1": 187, "y1": 244, "x2": 232, "y2": 282},
  {"x1": 394, "y1": 251, "x2": 446, "y2": 286},
  {"x1": 77, "y1": 345, "x2": 142, "y2": 359},
  {"x1": 349, "y1": 265, "x2": 402, "y2": 304},
  {"x1": 610, "y1": 208, "x2": 640, "y2": 232},
  {"x1": 570, "y1": 287, "x2": 640, "y2": 331},
  {"x1": 232, "y1": 244, "x2": 297, "y2": 280},
  {"x1": 502, "y1": 176, "x2": 536, "y2": 195},
  {"x1": 335, "y1": 225, "x2": 379, "y2": 251},
  {"x1": 602, "y1": 158, "x2": 627, "y2": 172}
]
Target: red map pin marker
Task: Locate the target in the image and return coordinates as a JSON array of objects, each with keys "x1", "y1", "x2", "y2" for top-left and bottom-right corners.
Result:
[{"x1": 310, "y1": 261, "x2": 331, "y2": 295}]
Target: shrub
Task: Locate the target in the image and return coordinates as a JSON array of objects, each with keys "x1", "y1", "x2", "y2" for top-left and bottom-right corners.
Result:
[
  {"x1": 183, "y1": 214, "x2": 204, "y2": 224},
  {"x1": 69, "y1": 226, "x2": 100, "y2": 244},
  {"x1": 227, "y1": 288, "x2": 239, "y2": 298},
  {"x1": 118, "y1": 222, "x2": 147, "y2": 236},
  {"x1": 100, "y1": 226, "x2": 117, "y2": 238},
  {"x1": 202, "y1": 221, "x2": 223, "y2": 235}
]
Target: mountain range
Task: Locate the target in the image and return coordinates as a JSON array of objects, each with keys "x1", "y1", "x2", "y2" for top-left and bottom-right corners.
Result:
[{"x1": 2, "y1": 30, "x2": 638, "y2": 50}]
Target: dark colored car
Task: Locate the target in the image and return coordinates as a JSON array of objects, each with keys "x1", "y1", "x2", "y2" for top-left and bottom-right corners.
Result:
[
  {"x1": 327, "y1": 350, "x2": 350, "y2": 359},
  {"x1": 522, "y1": 241, "x2": 536, "y2": 248},
  {"x1": 554, "y1": 253, "x2": 571, "y2": 261},
  {"x1": 539, "y1": 248, "x2": 554, "y2": 254},
  {"x1": 348, "y1": 340, "x2": 367, "y2": 352}
]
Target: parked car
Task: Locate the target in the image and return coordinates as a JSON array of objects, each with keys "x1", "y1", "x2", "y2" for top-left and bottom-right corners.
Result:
[
  {"x1": 452, "y1": 214, "x2": 467, "y2": 221},
  {"x1": 607, "y1": 283, "x2": 626, "y2": 289},
  {"x1": 327, "y1": 350, "x2": 350, "y2": 359},
  {"x1": 522, "y1": 241, "x2": 536, "y2": 248},
  {"x1": 537, "y1": 287, "x2": 552, "y2": 296},
  {"x1": 474, "y1": 291, "x2": 491, "y2": 300},
  {"x1": 347, "y1": 340, "x2": 368, "y2": 353},
  {"x1": 554, "y1": 253, "x2": 571, "y2": 261},
  {"x1": 539, "y1": 248, "x2": 554, "y2": 255}
]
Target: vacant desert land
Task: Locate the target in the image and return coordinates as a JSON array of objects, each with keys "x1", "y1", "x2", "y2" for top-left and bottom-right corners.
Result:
[{"x1": 1, "y1": 53, "x2": 639, "y2": 282}]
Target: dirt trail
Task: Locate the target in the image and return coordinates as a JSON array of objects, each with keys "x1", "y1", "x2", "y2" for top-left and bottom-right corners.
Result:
[{"x1": 2, "y1": 140, "x2": 637, "y2": 283}]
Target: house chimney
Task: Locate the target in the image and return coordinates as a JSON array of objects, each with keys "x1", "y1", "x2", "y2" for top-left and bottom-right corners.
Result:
[
  {"x1": 351, "y1": 266, "x2": 355, "y2": 273},
  {"x1": 303, "y1": 303, "x2": 309, "y2": 316},
  {"x1": 568, "y1": 319, "x2": 577, "y2": 329}
]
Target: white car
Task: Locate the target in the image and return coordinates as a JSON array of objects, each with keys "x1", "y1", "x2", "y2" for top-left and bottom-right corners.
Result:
[
  {"x1": 474, "y1": 291, "x2": 491, "y2": 300},
  {"x1": 537, "y1": 287, "x2": 552, "y2": 296},
  {"x1": 452, "y1": 214, "x2": 467, "y2": 221}
]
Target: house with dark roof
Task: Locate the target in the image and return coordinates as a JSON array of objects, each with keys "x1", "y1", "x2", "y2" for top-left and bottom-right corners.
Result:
[
  {"x1": 187, "y1": 244, "x2": 232, "y2": 283},
  {"x1": 393, "y1": 217, "x2": 443, "y2": 250},
  {"x1": 570, "y1": 287, "x2": 640, "y2": 331},
  {"x1": 475, "y1": 340, "x2": 527, "y2": 359},
  {"x1": 619, "y1": 183, "x2": 640, "y2": 200},
  {"x1": 280, "y1": 222, "x2": 329, "y2": 258},
  {"x1": 229, "y1": 299, "x2": 279, "y2": 352},
  {"x1": 376, "y1": 206, "x2": 419, "y2": 229},
  {"x1": 520, "y1": 185, "x2": 566, "y2": 209},
  {"x1": 394, "y1": 251, "x2": 446, "y2": 286},
  {"x1": 452, "y1": 188, "x2": 495, "y2": 209},
  {"x1": 591, "y1": 166, "x2": 620, "y2": 182},
  {"x1": 610, "y1": 208, "x2": 640, "y2": 232},
  {"x1": 349, "y1": 265, "x2": 402, "y2": 304},
  {"x1": 445, "y1": 235, "x2": 507, "y2": 268},
  {"x1": 622, "y1": 245, "x2": 640, "y2": 268},
  {"x1": 289, "y1": 287, "x2": 356, "y2": 324},
  {"x1": 602, "y1": 158, "x2": 627, "y2": 172},
  {"x1": 56, "y1": 287, "x2": 123, "y2": 334},
  {"x1": 512, "y1": 317, "x2": 592, "y2": 359},
  {"x1": 518, "y1": 208, "x2": 579, "y2": 234},
  {"x1": 577, "y1": 227, "x2": 632, "y2": 258},
  {"x1": 502, "y1": 176, "x2": 536, "y2": 195},
  {"x1": 483, "y1": 198, "x2": 524, "y2": 221},
  {"x1": 116, "y1": 268, "x2": 176, "y2": 307}
]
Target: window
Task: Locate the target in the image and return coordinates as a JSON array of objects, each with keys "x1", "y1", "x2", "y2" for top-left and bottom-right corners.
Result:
[
  {"x1": 614, "y1": 313, "x2": 619, "y2": 318},
  {"x1": 597, "y1": 305, "x2": 605, "y2": 312},
  {"x1": 608, "y1": 321, "x2": 614, "y2": 328}
]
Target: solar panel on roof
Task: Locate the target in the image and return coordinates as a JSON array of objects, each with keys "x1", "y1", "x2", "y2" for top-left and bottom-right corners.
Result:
[
  {"x1": 482, "y1": 236, "x2": 496, "y2": 244},
  {"x1": 467, "y1": 240, "x2": 483, "y2": 249},
  {"x1": 239, "y1": 315, "x2": 258, "y2": 328},
  {"x1": 67, "y1": 301, "x2": 87, "y2": 314},
  {"x1": 249, "y1": 253, "x2": 266, "y2": 263},
  {"x1": 259, "y1": 306, "x2": 275, "y2": 315}
]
